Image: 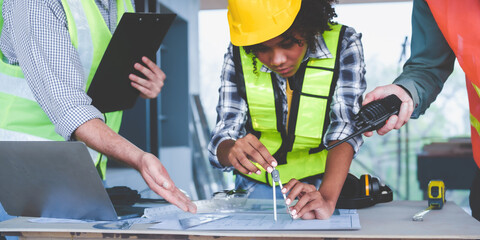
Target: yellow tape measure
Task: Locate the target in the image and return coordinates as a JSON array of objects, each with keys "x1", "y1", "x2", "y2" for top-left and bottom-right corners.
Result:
[
  {"x1": 413, "y1": 180, "x2": 445, "y2": 221},
  {"x1": 428, "y1": 180, "x2": 445, "y2": 209}
]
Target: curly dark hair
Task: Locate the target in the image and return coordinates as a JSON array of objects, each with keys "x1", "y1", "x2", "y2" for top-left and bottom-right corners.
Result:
[{"x1": 244, "y1": 0, "x2": 338, "y2": 72}]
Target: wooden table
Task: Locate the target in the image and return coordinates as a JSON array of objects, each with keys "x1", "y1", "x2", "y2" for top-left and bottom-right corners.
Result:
[{"x1": 1, "y1": 201, "x2": 479, "y2": 240}]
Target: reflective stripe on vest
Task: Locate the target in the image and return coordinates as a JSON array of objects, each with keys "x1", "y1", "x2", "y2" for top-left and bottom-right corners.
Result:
[
  {"x1": 0, "y1": 0, "x2": 134, "y2": 179},
  {"x1": 0, "y1": 0, "x2": 61, "y2": 142},
  {"x1": 240, "y1": 46, "x2": 282, "y2": 155},
  {"x1": 467, "y1": 81, "x2": 480, "y2": 168},
  {"x1": 238, "y1": 24, "x2": 343, "y2": 185},
  {"x1": 427, "y1": 0, "x2": 480, "y2": 168}
]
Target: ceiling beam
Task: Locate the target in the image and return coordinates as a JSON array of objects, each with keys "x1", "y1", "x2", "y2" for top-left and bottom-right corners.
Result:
[{"x1": 200, "y1": 0, "x2": 412, "y2": 10}]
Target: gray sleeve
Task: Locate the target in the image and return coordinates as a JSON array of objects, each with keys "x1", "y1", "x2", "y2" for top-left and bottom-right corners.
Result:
[{"x1": 393, "y1": 0, "x2": 456, "y2": 118}]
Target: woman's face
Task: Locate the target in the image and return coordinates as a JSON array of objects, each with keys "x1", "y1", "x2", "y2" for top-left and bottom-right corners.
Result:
[{"x1": 253, "y1": 32, "x2": 307, "y2": 78}]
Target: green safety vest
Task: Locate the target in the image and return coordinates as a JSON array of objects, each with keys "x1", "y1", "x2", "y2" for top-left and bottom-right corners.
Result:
[
  {"x1": 235, "y1": 24, "x2": 345, "y2": 185},
  {"x1": 0, "y1": 0, "x2": 134, "y2": 179}
]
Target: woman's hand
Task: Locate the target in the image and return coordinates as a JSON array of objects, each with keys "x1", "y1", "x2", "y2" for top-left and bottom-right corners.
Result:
[
  {"x1": 283, "y1": 179, "x2": 336, "y2": 219},
  {"x1": 217, "y1": 134, "x2": 278, "y2": 174}
]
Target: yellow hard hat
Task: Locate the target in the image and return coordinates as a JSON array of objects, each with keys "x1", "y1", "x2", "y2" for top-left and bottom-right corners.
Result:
[{"x1": 227, "y1": 0, "x2": 302, "y2": 46}]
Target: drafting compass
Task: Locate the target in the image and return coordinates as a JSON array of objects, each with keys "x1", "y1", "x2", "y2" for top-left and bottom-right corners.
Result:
[{"x1": 271, "y1": 168, "x2": 293, "y2": 221}]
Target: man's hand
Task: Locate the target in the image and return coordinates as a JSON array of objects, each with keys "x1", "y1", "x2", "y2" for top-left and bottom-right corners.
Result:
[
  {"x1": 282, "y1": 179, "x2": 335, "y2": 219},
  {"x1": 74, "y1": 119, "x2": 196, "y2": 213},
  {"x1": 136, "y1": 152, "x2": 197, "y2": 213},
  {"x1": 129, "y1": 56, "x2": 166, "y2": 99},
  {"x1": 363, "y1": 84, "x2": 414, "y2": 136},
  {"x1": 217, "y1": 134, "x2": 277, "y2": 174}
]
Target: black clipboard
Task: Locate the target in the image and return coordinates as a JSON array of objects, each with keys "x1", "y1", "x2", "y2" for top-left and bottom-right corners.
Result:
[{"x1": 87, "y1": 13, "x2": 176, "y2": 113}]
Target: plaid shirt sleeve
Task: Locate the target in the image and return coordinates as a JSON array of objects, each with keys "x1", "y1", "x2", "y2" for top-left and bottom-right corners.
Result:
[
  {"x1": 208, "y1": 43, "x2": 248, "y2": 171},
  {"x1": 324, "y1": 27, "x2": 366, "y2": 154}
]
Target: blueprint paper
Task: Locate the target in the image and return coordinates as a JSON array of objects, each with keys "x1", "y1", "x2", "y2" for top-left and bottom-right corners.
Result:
[
  {"x1": 145, "y1": 199, "x2": 294, "y2": 217},
  {"x1": 146, "y1": 199, "x2": 360, "y2": 230},
  {"x1": 150, "y1": 212, "x2": 360, "y2": 230}
]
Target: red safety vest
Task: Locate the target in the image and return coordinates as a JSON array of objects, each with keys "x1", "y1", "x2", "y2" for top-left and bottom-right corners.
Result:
[{"x1": 427, "y1": 0, "x2": 480, "y2": 168}]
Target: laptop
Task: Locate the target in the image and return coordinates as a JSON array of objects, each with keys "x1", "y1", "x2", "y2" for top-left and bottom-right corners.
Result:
[
  {"x1": 87, "y1": 13, "x2": 176, "y2": 113},
  {"x1": 0, "y1": 141, "x2": 144, "y2": 221}
]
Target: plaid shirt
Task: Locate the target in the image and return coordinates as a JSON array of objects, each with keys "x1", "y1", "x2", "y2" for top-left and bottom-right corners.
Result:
[
  {"x1": 0, "y1": 0, "x2": 132, "y2": 140},
  {"x1": 209, "y1": 26, "x2": 367, "y2": 171}
]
